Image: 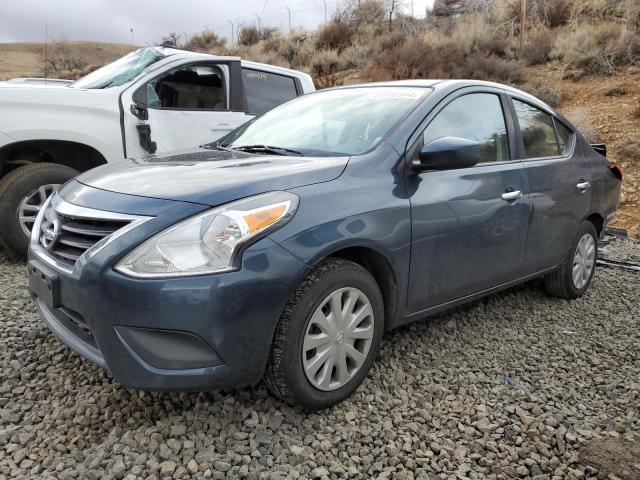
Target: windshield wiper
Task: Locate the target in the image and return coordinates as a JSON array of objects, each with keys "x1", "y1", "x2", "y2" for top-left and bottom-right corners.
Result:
[{"x1": 232, "y1": 145, "x2": 303, "y2": 156}]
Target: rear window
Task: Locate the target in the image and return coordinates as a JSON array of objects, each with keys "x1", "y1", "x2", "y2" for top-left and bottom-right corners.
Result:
[
  {"x1": 513, "y1": 99, "x2": 559, "y2": 158},
  {"x1": 243, "y1": 69, "x2": 298, "y2": 115}
]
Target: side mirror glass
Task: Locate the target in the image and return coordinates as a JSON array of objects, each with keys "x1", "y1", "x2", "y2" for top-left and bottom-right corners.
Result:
[
  {"x1": 412, "y1": 136, "x2": 482, "y2": 171},
  {"x1": 132, "y1": 85, "x2": 148, "y2": 106}
]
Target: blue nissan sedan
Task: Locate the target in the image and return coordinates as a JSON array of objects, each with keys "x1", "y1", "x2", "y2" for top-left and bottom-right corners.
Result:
[{"x1": 28, "y1": 81, "x2": 621, "y2": 409}]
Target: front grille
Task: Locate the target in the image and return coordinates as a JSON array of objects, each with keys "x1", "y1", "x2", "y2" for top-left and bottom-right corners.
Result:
[
  {"x1": 45, "y1": 214, "x2": 129, "y2": 265},
  {"x1": 37, "y1": 196, "x2": 139, "y2": 268}
]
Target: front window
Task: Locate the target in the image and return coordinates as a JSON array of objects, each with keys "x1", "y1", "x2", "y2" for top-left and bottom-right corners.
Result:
[
  {"x1": 422, "y1": 93, "x2": 510, "y2": 163},
  {"x1": 219, "y1": 87, "x2": 429, "y2": 156},
  {"x1": 142, "y1": 64, "x2": 227, "y2": 109},
  {"x1": 72, "y1": 48, "x2": 164, "y2": 89}
]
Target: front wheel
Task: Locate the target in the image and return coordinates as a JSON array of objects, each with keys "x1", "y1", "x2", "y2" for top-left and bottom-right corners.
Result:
[
  {"x1": 543, "y1": 221, "x2": 598, "y2": 299},
  {"x1": 0, "y1": 163, "x2": 78, "y2": 258},
  {"x1": 264, "y1": 258, "x2": 384, "y2": 410}
]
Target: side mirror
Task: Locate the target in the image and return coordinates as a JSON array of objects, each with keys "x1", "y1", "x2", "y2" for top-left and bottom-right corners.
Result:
[{"x1": 412, "y1": 136, "x2": 482, "y2": 171}]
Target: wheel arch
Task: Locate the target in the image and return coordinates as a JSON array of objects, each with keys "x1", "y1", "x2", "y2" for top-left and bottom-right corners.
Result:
[
  {"x1": 312, "y1": 244, "x2": 400, "y2": 329},
  {"x1": 0, "y1": 139, "x2": 108, "y2": 176},
  {"x1": 584, "y1": 212, "x2": 604, "y2": 238}
]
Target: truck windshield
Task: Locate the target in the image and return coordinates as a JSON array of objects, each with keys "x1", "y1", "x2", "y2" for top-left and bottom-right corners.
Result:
[
  {"x1": 72, "y1": 48, "x2": 164, "y2": 89},
  {"x1": 218, "y1": 86, "x2": 430, "y2": 157}
]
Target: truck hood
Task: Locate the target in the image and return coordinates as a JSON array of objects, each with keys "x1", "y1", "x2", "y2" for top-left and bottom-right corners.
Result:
[
  {"x1": 76, "y1": 148, "x2": 349, "y2": 207},
  {"x1": 0, "y1": 81, "x2": 118, "y2": 108}
]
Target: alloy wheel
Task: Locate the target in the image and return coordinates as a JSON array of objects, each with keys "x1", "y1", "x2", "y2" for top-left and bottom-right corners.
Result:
[
  {"x1": 17, "y1": 184, "x2": 59, "y2": 237},
  {"x1": 302, "y1": 287, "x2": 375, "y2": 391},
  {"x1": 572, "y1": 233, "x2": 595, "y2": 289}
]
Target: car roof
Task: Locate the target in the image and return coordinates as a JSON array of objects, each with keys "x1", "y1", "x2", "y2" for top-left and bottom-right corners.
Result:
[{"x1": 326, "y1": 79, "x2": 553, "y2": 112}]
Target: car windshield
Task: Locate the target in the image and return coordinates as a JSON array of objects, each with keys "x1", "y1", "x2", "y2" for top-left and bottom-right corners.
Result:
[
  {"x1": 217, "y1": 86, "x2": 430, "y2": 156},
  {"x1": 72, "y1": 47, "x2": 165, "y2": 89}
]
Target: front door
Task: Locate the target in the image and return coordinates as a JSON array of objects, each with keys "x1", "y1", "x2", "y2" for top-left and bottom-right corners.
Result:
[
  {"x1": 406, "y1": 91, "x2": 531, "y2": 313},
  {"x1": 508, "y1": 98, "x2": 592, "y2": 273},
  {"x1": 122, "y1": 62, "x2": 250, "y2": 158}
]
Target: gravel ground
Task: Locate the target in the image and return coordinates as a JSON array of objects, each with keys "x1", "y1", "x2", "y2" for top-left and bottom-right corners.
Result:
[{"x1": 1, "y1": 241, "x2": 639, "y2": 480}]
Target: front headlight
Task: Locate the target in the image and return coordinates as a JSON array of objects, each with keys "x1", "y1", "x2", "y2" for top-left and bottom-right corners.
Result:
[{"x1": 115, "y1": 191, "x2": 298, "y2": 278}]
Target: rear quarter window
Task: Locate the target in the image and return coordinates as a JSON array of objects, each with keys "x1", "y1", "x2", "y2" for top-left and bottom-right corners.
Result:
[
  {"x1": 242, "y1": 69, "x2": 299, "y2": 115},
  {"x1": 554, "y1": 119, "x2": 573, "y2": 155}
]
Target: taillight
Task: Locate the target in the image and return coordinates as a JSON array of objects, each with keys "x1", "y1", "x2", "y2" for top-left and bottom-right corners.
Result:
[{"x1": 608, "y1": 163, "x2": 622, "y2": 181}]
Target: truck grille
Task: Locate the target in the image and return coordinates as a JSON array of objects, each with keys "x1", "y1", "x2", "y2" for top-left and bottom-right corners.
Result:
[{"x1": 36, "y1": 195, "x2": 149, "y2": 269}]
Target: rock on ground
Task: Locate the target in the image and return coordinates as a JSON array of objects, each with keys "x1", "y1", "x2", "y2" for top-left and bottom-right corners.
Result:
[{"x1": 0, "y1": 239, "x2": 638, "y2": 479}]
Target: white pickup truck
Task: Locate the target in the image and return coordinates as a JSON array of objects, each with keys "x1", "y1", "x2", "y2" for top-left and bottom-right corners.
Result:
[{"x1": 0, "y1": 46, "x2": 315, "y2": 257}]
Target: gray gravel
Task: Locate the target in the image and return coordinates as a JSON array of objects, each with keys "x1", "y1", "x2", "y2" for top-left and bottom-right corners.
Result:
[{"x1": 1, "y1": 241, "x2": 639, "y2": 480}]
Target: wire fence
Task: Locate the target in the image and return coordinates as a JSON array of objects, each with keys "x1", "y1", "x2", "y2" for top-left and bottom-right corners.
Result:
[{"x1": 198, "y1": 0, "x2": 428, "y2": 44}]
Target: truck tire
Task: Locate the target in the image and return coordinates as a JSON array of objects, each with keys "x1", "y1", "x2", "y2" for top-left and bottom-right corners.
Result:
[{"x1": 0, "y1": 163, "x2": 78, "y2": 259}]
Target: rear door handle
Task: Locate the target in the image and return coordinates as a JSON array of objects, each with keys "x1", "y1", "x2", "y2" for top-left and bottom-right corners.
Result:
[
  {"x1": 501, "y1": 190, "x2": 522, "y2": 201},
  {"x1": 576, "y1": 181, "x2": 591, "y2": 192}
]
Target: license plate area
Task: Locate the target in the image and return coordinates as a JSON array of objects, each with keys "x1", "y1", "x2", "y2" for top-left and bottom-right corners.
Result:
[{"x1": 28, "y1": 260, "x2": 60, "y2": 309}]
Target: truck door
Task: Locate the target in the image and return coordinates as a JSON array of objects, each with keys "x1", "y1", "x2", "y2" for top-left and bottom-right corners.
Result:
[{"x1": 121, "y1": 60, "x2": 249, "y2": 158}]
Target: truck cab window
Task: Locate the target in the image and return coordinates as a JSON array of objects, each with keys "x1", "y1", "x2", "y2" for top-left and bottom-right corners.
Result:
[
  {"x1": 146, "y1": 65, "x2": 227, "y2": 110},
  {"x1": 243, "y1": 69, "x2": 298, "y2": 115}
]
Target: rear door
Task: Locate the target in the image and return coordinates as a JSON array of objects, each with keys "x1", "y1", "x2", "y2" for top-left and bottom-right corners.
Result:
[
  {"x1": 405, "y1": 89, "x2": 532, "y2": 313},
  {"x1": 508, "y1": 97, "x2": 591, "y2": 273},
  {"x1": 122, "y1": 60, "x2": 249, "y2": 157}
]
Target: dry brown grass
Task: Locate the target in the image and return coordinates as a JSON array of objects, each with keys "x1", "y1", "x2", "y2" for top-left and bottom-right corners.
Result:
[{"x1": 0, "y1": 41, "x2": 135, "y2": 80}]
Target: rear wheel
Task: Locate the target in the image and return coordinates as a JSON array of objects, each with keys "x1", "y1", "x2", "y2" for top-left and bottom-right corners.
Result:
[
  {"x1": 264, "y1": 258, "x2": 384, "y2": 410},
  {"x1": 0, "y1": 163, "x2": 78, "y2": 258},
  {"x1": 543, "y1": 221, "x2": 598, "y2": 299}
]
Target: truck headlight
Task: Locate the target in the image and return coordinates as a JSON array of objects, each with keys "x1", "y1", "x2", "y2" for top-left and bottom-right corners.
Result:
[{"x1": 114, "y1": 191, "x2": 298, "y2": 278}]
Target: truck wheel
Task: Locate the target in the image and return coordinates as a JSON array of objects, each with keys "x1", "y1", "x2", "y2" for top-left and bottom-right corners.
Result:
[
  {"x1": 264, "y1": 258, "x2": 384, "y2": 410},
  {"x1": 0, "y1": 163, "x2": 78, "y2": 258},
  {"x1": 543, "y1": 221, "x2": 598, "y2": 300}
]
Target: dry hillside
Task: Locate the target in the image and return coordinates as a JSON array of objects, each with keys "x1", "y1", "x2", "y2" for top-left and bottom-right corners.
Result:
[{"x1": 0, "y1": 41, "x2": 135, "y2": 80}]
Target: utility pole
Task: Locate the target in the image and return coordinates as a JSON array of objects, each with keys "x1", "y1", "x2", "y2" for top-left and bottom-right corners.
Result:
[
  {"x1": 519, "y1": 0, "x2": 527, "y2": 53},
  {"x1": 130, "y1": 27, "x2": 134, "y2": 45},
  {"x1": 228, "y1": 20, "x2": 234, "y2": 44},
  {"x1": 44, "y1": 24, "x2": 48, "y2": 83},
  {"x1": 323, "y1": 0, "x2": 327, "y2": 23},
  {"x1": 286, "y1": 7, "x2": 292, "y2": 32}
]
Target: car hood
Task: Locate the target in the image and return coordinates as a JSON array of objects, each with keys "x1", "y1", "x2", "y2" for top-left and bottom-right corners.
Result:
[{"x1": 76, "y1": 148, "x2": 349, "y2": 207}]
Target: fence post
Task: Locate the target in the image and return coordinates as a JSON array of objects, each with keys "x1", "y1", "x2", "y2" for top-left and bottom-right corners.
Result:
[{"x1": 519, "y1": 0, "x2": 527, "y2": 53}]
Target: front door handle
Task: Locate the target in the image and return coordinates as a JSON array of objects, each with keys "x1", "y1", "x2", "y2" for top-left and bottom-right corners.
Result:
[
  {"x1": 576, "y1": 181, "x2": 591, "y2": 192},
  {"x1": 501, "y1": 190, "x2": 523, "y2": 201}
]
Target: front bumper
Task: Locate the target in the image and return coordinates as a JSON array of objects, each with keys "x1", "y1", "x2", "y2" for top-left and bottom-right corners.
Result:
[{"x1": 28, "y1": 187, "x2": 307, "y2": 391}]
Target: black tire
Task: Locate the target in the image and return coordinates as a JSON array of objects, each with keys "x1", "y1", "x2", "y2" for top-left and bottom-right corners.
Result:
[
  {"x1": 0, "y1": 163, "x2": 78, "y2": 258},
  {"x1": 264, "y1": 258, "x2": 384, "y2": 410},
  {"x1": 543, "y1": 221, "x2": 598, "y2": 299}
]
